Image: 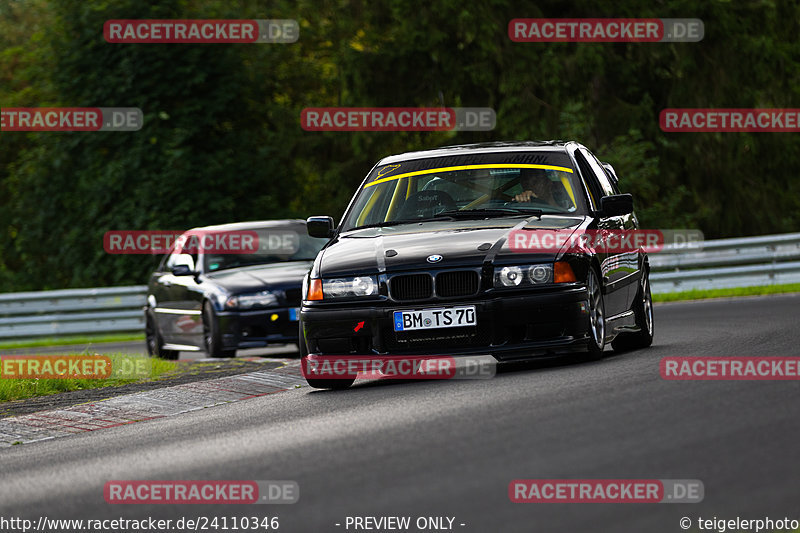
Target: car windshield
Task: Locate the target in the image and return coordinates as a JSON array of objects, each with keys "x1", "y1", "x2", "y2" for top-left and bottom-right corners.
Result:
[
  {"x1": 341, "y1": 155, "x2": 585, "y2": 231},
  {"x1": 202, "y1": 227, "x2": 327, "y2": 272}
]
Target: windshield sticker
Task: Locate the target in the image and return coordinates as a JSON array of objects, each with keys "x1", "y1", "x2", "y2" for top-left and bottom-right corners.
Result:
[{"x1": 375, "y1": 164, "x2": 402, "y2": 179}]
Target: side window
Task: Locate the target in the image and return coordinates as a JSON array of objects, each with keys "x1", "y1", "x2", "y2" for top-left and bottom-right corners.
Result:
[
  {"x1": 600, "y1": 163, "x2": 622, "y2": 195},
  {"x1": 605, "y1": 171, "x2": 621, "y2": 195},
  {"x1": 581, "y1": 149, "x2": 615, "y2": 197},
  {"x1": 573, "y1": 151, "x2": 604, "y2": 210}
]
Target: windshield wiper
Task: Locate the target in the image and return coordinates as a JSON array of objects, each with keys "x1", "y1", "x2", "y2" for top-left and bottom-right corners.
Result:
[{"x1": 434, "y1": 208, "x2": 543, "y2": 219}]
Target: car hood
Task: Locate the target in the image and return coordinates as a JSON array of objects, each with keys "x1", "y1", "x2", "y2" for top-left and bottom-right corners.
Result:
[
  {"x1": 204, "y1": 261, "x2": 312, "y2": 293},
  {"x1": 318, "y1": 217, "x2": 585, "y2": 276}
]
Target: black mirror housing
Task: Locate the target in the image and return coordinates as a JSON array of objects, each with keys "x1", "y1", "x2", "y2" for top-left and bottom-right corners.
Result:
[
  {"x1": 307, "y1": 216, "x2": 335, "y2": 239},
  {"x1": 171, "y1": 264, "x2": 195, "y2": 276},
  {"x1": 600, "y1": 194, "x2": 634, "y2": 217}
]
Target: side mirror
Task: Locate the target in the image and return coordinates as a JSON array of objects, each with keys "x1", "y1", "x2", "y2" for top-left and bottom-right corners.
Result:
[
  {"x1": 306, "y1": 216, "x2": 335, "y2": 239},
  {"x1": 171, "y1": 264, "x2": 196, "y2": 276},
  {"x1": 599, "y1": 194, "x2": 634, "y2": 217}
]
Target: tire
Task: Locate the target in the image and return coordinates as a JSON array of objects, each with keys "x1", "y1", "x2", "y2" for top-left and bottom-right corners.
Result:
[
  {"x1": 299, "y1": 326, "x2": 354, "y2": 390},
  {"x1": 203, "y1": 301, "x2": 236, "y2": 358},
  {"x1": 585, "y1": 268, "x2": 606, "y2": 360},
  {"x1": 145, "y1": 312, "x2": 179, "y2": 360},
  {"x1": 612, "y1": 270, "x2": 654, "y2": 352}
]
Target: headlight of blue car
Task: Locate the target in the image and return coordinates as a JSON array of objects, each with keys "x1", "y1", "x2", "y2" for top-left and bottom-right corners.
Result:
[{"x1": 224, "y1": 291, "x2": 279, "y2": 309}]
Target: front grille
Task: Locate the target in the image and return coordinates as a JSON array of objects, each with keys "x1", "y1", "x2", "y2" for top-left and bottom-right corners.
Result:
[
  {"x1": 284, "y1": 288, "x2": 301, "y2": 306},
  {"x1": 436, "y1": 271, "x2": 479, "y2": 297},
  {"x1": 390, "y1": 274, "x2": 433, "y2": 300}
]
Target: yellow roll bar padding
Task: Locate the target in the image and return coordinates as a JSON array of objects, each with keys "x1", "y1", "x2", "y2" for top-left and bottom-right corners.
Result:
[
  {"x1": 560, "y1": 175, "x2": 576, "y2": 205},
  {"x1": 385, "y1": 175, "x2": 412, "y2": 220},
  {"x1": 356, "y1": 187, "x2": 382, "y2": 226}
]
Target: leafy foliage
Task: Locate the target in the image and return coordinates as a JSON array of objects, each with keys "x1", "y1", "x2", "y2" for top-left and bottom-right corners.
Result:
[{"x1": 1, "y1": 0, "x2": 799, "y2": 290}]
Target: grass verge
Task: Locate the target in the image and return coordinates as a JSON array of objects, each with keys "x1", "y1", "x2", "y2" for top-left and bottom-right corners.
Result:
[
  {"x1": 653, "y1": 283, "x2": 800, "y2": 302},
  {"x1": 0, "y1": 354, "x2": 176, "y2": 402},
  {"x1": 0, "y1": 333, "x2": 144, "y2": 350}
]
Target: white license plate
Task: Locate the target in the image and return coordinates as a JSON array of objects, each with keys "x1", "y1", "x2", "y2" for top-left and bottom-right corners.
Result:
[{"x1": 393, "y1": 306, "x2": 477, "y2": 331}]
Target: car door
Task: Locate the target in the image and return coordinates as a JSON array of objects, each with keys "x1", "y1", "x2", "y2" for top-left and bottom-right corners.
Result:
[
  {"x1": 148, "y1": 254, "x2": 172, "y2": 336},
  {"x1": 154, "y1": 251, "x2": 204, "y2": 346},
  {"x1": 586, "y1": 148, "x2": 641, "y2": 313},
  {"x1": 598, "y1": 158, "x2": 642, "y2": 312},
  {"x1": 573, "y1": 148, "x2": 631, "y2": 317}
]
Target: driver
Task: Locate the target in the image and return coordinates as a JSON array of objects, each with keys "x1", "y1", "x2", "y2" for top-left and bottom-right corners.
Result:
[{"x1": 513, "y1": 168, "x2": 564, "y2": 207}]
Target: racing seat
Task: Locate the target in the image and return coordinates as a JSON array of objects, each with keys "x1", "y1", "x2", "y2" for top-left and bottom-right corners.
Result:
[{"x1": 395, "y1": 190, "x2": 457, "y2": 220}]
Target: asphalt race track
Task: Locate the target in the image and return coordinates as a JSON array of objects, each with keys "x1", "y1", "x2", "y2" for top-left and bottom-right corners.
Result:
[{"x1": 2, "y1": 294, "x2": 800, "y2": 532}]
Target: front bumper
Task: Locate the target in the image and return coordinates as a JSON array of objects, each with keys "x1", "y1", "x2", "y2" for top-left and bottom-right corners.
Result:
[
  {"x1": 301, "y1": 285, "x2": 591, "y2": 361},
  {"x1": 218, "y1": 307, "x2": 300, "y2": 349}
]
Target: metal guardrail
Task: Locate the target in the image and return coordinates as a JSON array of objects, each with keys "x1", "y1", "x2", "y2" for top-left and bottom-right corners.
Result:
[
  {"x1": 650, "y1": 232, "x2": 800, "y2": 293},
  {"x1": 0, "y1": 286, "x2": 147, "y2": 339},
  {"x1": 0, "y1": 232, "x2": 798, "y2": 339}
]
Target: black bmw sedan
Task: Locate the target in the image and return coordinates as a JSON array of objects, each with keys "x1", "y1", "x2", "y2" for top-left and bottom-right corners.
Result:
[
  {"x1": 300, "y1": 141, "x2": 654, "y2": 388},
  {"x1": 146, "y1": 220, "x2": 328, "y2": 359}
]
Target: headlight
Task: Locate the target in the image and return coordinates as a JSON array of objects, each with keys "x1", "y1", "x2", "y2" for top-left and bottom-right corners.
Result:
[
  {"x1": 498, "y1": 266, "x2": 523, "y2": 287},
  {"x1": 494, "y1": 264, "x2": 553, "y2": 288},
  {"x1": 323, "y1": 276, "x2": 378, "y2": 298},
  {"x1": 528, "y1": 264, "x2": 553, "y2": 284},
  {"x1": 224, "y1": 290, "x2": 278, "y2": 309}
]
